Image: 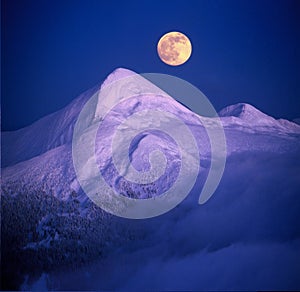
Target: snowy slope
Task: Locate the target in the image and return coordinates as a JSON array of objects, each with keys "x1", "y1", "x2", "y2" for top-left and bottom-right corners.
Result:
[
  {"x1": 2, "y1": 68, "x2": 300, "y2": 169},
  {"x1": 1, "y1": 69, "x2": 299, "y2": 200},
  {"x1": 293, "y1": 117, "x2": 300, "y2": 125},
  {"x1": 2, "y1": 68, "x2": 300, "y2": 290},
  {"x1": 1, "y1": 85, "x2": 99, "y2": 168},
  {"x1": 219, "y1": 103, "x2": 300, "y2": 134},
  {"x1": 1, "y1": 68, "x2": 141, "y2": 168}
]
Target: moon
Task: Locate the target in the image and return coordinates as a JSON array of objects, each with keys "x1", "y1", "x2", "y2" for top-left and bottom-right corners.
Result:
[{"x1": 157, "y1": 31, "x2": 192, "y2": 66}]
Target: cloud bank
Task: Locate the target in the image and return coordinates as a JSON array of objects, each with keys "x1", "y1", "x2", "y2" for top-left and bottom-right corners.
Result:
[{"x1": 26, "y1": 150, "x2": 300, "y2": 290}]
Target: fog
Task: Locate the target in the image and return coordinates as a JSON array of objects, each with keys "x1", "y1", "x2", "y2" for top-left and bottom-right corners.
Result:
[{"x1": 24, "y1": 150, "x2": 300, "y2": 290}]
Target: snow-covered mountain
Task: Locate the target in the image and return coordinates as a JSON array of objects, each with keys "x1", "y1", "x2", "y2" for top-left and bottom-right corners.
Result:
[
  {"x1": 2, "y1": 69, "x2": 299, "y2": 202},
  {"x1": 1, "y1": 85, "x2": 99, "y2": 168},
  {"x1": 2, "y1": 69, "x2": 299, "y2": 168},
  {"x1": 2, "y1": 68, "x2": 299, "y2": 188},
  {"x1": 293, "y1": 117, "x2": 300, "y2": 125},
  {"x1": 219, "y1": 102, "x2": 300, "y2": 133},
  {"x1": 2, "y1": 68, "x2": 300, "y2": 290}
]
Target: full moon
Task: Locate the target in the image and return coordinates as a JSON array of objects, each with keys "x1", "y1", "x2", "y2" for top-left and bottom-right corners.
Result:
[{"x1": 157, "y1": 31, "x2": 192, "y2": 66}]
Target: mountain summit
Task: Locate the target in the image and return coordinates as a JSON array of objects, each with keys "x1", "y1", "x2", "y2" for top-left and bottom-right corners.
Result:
[
  {"x1": 219, "y1": 103, "x2": 272, "y2": 121},
  {"x1": 1, "y1": 68, "x2": 135, "y2": 168}
]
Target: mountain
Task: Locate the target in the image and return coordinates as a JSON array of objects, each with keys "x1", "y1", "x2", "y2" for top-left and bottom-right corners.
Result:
[
  {"x1": 3, "y1": 69, "x2": 300, "y2": 169},
  {"x1": 218, "y1": 102, "x2": 272, "y2": 121},
  {"x1": 293, "y1": 118, "x2": 300, "y2": 125},
  {"x1": 2, "y1": 69, "x2": 299, "y2": 200},
  {"x1": 1, "y1": 68, "x2": 300, "y2": 290},
  {"x1": 1, "y1": 85, "x2": 97, "y2": 168},
  {"x1": 219, "y1": 102, "x2": 300, "y2": 133}
]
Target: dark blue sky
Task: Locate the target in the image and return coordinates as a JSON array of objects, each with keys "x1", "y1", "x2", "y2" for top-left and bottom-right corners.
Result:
[{"x1": 2, "y1": 0, "x2": 300, "y2": 131}]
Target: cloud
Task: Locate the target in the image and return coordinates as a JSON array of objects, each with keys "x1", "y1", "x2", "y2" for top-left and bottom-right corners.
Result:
[{"x1": 29, "y1": 150, "x2": 300, "y2": 290}]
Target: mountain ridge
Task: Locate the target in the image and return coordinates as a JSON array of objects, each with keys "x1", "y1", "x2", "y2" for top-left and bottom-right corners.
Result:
[{"x1": 2, "y1": 68, "x2": 300, "y2": 170}]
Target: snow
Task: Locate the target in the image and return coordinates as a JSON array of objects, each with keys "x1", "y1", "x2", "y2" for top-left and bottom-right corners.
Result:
[
  {"x1": 219, "y1": 103, "x2": 300, "y2": 134},
  {"x1": 1, "y1": 67, "x2": 300, "y2": 290},
  {"x1": 2, "y1": 68, "x2": 299, "y2": 198},
  {"x1": 2, "y1": 68, "x2": 299, "y2": 169},
  {"x1": 293, "y1": 118, "x2": 300, "y2": 125},
  {"x1": 1, "y1": 85, "x2": 100, "y2": 168},
  {"x1": 219, "y1": 102, "x2": 272, "y2": 120}
]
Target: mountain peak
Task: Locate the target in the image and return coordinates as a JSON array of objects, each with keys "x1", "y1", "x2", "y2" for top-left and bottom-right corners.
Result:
[
  {"x1": 293, "y1": 118, "x2": 300, "y2": 125},
  {"x1": 101, "y1": 67, "x2": 137, "y2": 89},
  {"x1": 218, "y1": 103, "x2": 272, "y2": 122}
]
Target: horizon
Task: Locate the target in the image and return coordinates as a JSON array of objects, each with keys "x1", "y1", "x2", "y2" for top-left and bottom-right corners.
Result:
[{"x1": 1, "y1": 66, "x2": 300, "y2": 132}]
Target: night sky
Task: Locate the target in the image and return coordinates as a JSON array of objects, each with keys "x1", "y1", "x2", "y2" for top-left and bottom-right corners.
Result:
[{"x1": 2, "y1": 0, "x2": 300, "y2": 131}]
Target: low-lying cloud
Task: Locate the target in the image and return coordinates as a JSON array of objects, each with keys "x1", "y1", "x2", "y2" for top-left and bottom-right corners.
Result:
[{"x1": 27, "y1": 150, "x2": 300, "y2": 290}]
